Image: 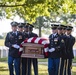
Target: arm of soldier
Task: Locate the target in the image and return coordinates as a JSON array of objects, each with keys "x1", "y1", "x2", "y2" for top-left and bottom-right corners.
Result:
[
  {"x1": 72, "y1": 37, "x2": 75, "y2": 46},
  {"x1": 12, "y1": 44, "x2": 20, "y2": 49},
  {"x1": 12, "y1": 33, "x2": 24, "y2": 49},
  {"x1": 48, "y1": 36, "x2": 55, "y2": 52},
  {"x1": 4, "y1": 33, "x2": 12, "y2": 48},
  {"x1": 35, "y1": 34, "x2": 38, "y2": 37},
  {"x1": 55, "y1": 38, "x2": 65, "y2": 52},
  {"x1": 22, "y1": 33, "x2": 25, "y2": 42},
  {"x1": 68, "y1": 37, "x2": 75, "y2": 48},
  {"x1": 60, "y1": 39, "x2": 66, "y2": 51}
]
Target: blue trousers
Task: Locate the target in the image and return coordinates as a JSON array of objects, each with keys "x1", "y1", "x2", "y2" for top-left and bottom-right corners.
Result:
[
  {"x1": 8, "y1": 56, "x2": 20, "y2": 75},
  {"x1": 48, "y1": 58, "x2": 60, "y2": 75},
  {"x1": 60, "y1": 58, "x2": 72, "y2": 75},
  {"x1": 22, "y1": 58, "x2": 28, "y2": 75},
  {"x1": 27, "y1": 58, "x2": 38, "y2": 75}
]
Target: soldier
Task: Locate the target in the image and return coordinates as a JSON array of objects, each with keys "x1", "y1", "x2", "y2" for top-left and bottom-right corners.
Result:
[
  {"x1": 17, "y1": 23, "x2": 24, "y2": 33},
  {"x1": 5, "y1": 21, "x2": 24, "y2": 75},
  {"x1": 22, "y1": 24, "x2": 29, "y2": 75},
  {"x1": 23, "y1": 23, "x2": 29, "y2": 39},
  {"x1": 65, "y1": 26, "x2": 75, "y2": 75},
  {"x1": 27, "y1": 23, "x2": 38, "y2": 75},
  {"x1": 57, "y1": 25, "x2": 67, "y2": 75},
  {"x1": 48, "y1": 24, "x2": 65, "y2": 75},
  {"x1": 57, "y1": 25, "x2": 63, "y2": 35},
  {"x1": 27, "y1": 23, "x2": 38, "y2": 38},
  {"x1": 60, "y1": 25, "x2": 75, "y2": 75},
  {"x1": 62, "y1": 25, "x2": 67, "y2": 35}
]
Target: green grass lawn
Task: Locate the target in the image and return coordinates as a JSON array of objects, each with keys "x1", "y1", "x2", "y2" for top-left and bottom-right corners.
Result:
[
  {"x1": 0, "y1": 39, "x2": 76, "y2": 75},
  {"x1": 0, "y1": 62, "x2": 76, "y2": 75},
  {"x1": 0, "y1": 57, "x2": 76, "y2": 63},
  {"x1": 38, "y1": 57, "x2": 76, "y2": 63},
  {"x1": 38, "y1": 58, "x2": 48, "y2": 62},
  {"x1": 73, "y1": 57, "x2": 76, "y2": 63}
]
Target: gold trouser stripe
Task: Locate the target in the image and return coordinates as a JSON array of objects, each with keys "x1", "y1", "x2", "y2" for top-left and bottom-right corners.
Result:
[
  {"x1": 63, "y1": 59, "x2": 66, "y2": 75},
  {"x1": 58, "y1": 58, "x2": 61, "y2": 75},
  {"x1": 20, "y1": 58, "x2": 22, "y2": 75},
  {"x1": 66, "y1": 59, "x2": 69, "y2": 75}
]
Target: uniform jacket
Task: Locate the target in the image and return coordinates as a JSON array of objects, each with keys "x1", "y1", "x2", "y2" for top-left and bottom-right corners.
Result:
[
  {"x1": 23, "y1": 32, "x2": 29, "y2": 40},
  {"x1": 28, "y1": 32, "x2": 38, "y2": 38},
  {"x1": 65, "y1": 35, "x2": 75, "y2": 59},
  {"x1": 49, "y1": 33, "x2": 65, "y2": 58},
  {"x1": 5, "y1": 31, "x2": 24, "y2": 57},
  {"x1": 23, "y1": 32, "x2": 38, "y2": 39}
]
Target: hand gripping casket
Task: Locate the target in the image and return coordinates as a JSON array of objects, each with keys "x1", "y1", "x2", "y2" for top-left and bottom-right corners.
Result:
[{"x1": 19, "y1": 37, "x2": 49, "y2": 58}]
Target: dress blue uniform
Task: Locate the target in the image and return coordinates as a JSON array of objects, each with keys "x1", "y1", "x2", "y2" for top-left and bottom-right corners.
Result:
[
  {"x1": 17, "y1": 23, "x2": 24, "y2": 33},
  {"x1": 22, "y1": 25, "x2": 29, "y2": 75},
  {"x1": 60, "y1": 26, "x2": 75, "y2": 75},
  {"x1": 48, "y1": 24, "x2": 65, "y2": 75},
  {"x1": 27, "y1": 23, "x2": 38, "y2": 75},
  {"x1": 5, "y1": 22, "x2": 24, "y2": 75}
]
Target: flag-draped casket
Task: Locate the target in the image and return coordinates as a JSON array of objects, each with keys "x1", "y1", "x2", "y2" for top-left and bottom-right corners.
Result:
[{"x1": 19, "y1": 37, "x2": 49, "y2": 58}]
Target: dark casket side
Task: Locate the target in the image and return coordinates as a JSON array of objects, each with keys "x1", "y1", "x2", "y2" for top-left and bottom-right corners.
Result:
[{"x1": 21, "y1": 43, "x2": 45, "y2": 58}]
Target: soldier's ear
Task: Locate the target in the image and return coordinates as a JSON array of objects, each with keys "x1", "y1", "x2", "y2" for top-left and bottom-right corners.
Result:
[{"x1": 72, "y1": 29, "x2": 73, "y2": 32}]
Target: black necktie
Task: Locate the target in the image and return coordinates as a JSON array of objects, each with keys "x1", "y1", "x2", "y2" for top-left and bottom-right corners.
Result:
[
  {"x1": 52, "y1": 34, "x2": 54, "y2": 38},
  {"x1": 13, "y1": 32, "x2": 16, "y2": 36}
]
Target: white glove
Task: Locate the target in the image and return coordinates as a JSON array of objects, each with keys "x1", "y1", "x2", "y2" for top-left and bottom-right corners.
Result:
[
  {"x1": 12, "y1": 44, "x2": 20, "y2": 49},
  {"x1": 49, "y1": 48, "x2": 55, "y2": 52}
]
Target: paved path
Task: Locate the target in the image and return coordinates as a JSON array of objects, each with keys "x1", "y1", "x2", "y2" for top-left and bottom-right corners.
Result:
[
  {"x1": 0, "y1": 61, "x2": 76, "y2": 66},
  {"x1": 38, "y1": 62, "x2": 76, "y2": 66}
]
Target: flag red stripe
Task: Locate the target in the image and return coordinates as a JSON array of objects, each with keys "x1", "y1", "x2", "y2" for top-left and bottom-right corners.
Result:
[{"x1": 31, "y1": 37, "x2": 37, "y2": 43}]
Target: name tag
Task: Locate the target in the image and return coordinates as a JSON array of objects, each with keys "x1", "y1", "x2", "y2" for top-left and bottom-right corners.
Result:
[{"x1": 19, "y1": 35, "x2": 22, "y2": 39}]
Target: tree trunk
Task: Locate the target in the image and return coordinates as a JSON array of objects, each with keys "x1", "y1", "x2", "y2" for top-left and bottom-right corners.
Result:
[
  {"x1": 37, "y1": 17, "x2": 42, "y2": 37},
  {"x1": 39, "y1": 24, "x2": 41, "y2": 37}
]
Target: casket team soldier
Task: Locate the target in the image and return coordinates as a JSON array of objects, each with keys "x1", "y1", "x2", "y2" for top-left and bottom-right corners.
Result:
[
  {"x1": 59, "y1": 25, "x2": 75, "y2": 75},
  {"x1": 62, "y1": 25, "x2": 67, "y2": 35},
  {"x1": 48, "y1": 24, "x2": 65, "y2": 75},
  {"x1": 23, "y1": 23, "x2": 29, "y2": 39},
  {"x1": 27, "y1": 23, "x2": 38, "y2": 75},
  {"x1": 57, "y1": 25, "x2": 67, "y2": 75},
  {"x1": 21, "y1": 23, "x2": 29, "y2": 75},
  {"x1": 5, "y1": 21, "x2": 24, "y2": 75},
  {"x1": 58, "y1": 25, "x2": 67, "y2": 75},
  {"x1": 17, "y1": 23, "x2": 24, "y2": 33}
]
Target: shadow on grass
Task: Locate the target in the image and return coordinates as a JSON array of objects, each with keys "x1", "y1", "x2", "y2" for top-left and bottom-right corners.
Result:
[
  {"x1": 72, "y1": 72, "x2": 76, "y2": 75},
  {"x1": 0, "y1": 66, "x2": 8, "y2": 71}
]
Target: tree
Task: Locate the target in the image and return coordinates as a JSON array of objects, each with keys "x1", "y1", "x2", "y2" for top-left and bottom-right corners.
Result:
[
  {"x1": 2, "y1": 33, "x2": 7, "y2": 39},
  {"x1": 0, "y1": 0, "x2": 76, "y2": 23},
  {"x1": 33, "y1": 14, "x2": 76, "y2": 36},
  {"x1": 0, "y1": 35, "x2": 3, "y2": 39},
  {"x1": 0, "y1": 0, "x2": 76, "y2": 37},
  {"x1": 33, "y1": 16, "x2": 51, "y2": 36}
]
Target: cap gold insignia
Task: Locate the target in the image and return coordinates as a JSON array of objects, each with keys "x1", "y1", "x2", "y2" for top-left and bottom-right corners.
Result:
[
  {"x1": 61, "y1": 39, "x2": 64, "y2": 43},
  {"x1": 54, "y1": 38, "x2": 58, "y2": 42},
  {"x1": 19, "y1": 35, "x2": 22, "y2": 39},
  {"x1": 10, "y1": 34, "x2": 14, "y2": 38}
]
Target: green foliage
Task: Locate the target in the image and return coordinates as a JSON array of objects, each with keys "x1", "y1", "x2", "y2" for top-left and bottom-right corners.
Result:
[
  {"x1": 73, "y1": 57, "x2": 76, "y2": 63},
  {"x1": 0, "y1": 57, "x2": 7, "y2": 62},
  {"x1": 2, "y1": 33, "x2": 7, "y2": 39},
  {"x1": 0, "y1": 62, "x2": 76, "y2": 75},
  {"x1": 0, "y1": 0, "x2": 76, "y2": 23},
  {"x1": 0, "y1": 35, "x2": 3, "y2": 39}
]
